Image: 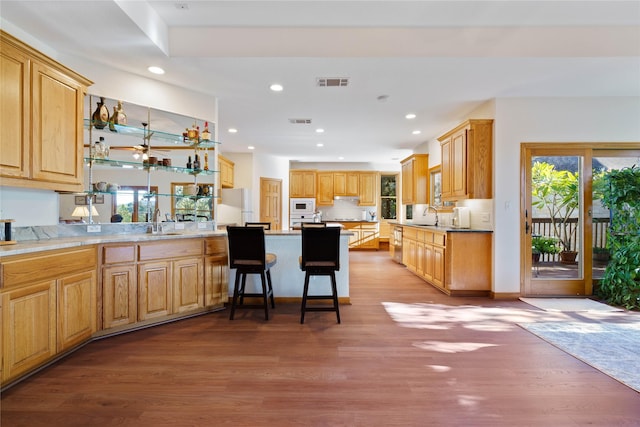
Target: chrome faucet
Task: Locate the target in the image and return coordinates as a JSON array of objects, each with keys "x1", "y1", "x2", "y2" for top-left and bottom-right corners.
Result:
[
  {"x1": 423, "y1": 206, "x2": 439, "y2": 226},
  {"x1": 153, "y1": 208, "x2": 162, "y2": 233}
]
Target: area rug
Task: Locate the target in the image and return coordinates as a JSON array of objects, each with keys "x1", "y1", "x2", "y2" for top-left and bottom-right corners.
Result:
[
  {"x1": 519, "y1": 321, "x2": 640, "y2": 392},
  {"x1": 519, "y1": 297, "x2": 623, "y2": 312}
]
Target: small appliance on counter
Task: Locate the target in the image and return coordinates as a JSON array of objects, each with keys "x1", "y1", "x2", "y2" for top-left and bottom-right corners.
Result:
[{"x1": 452, "y1": 207, "x2": 471, "y2": 229}]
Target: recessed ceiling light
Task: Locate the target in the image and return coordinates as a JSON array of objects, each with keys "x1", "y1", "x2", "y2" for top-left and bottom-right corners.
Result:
[
  {"x1": 270, "y1": 83, "x2": 283, "y2": 92},
  {"x1": 316, "y1": 143, "x2": 324, "y2": 147},
  {"x1": 412, "y1": 130, "x2": 421, "y2": 135},
  {"x1": 316, "y1": 128, "x2": 324, "y2": 133},
  {"x1": 248, "y1": 146, "x2": 255, "y2": 150},
  {"x1": 405, "y1": 113, "x2": 416, "y2": 119},
  {"x1": 338, "y1": 156, "x2": 344, "y2": 160},
  {"x1": 228, "y1": 128, "x2": 238, "y2": 133},
  {"x1": 148, "y1": 66, "x2": 165, "y2": 75}
]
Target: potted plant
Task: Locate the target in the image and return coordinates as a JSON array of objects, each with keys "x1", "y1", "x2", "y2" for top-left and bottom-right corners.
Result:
[
  {"x1": 592, "y1": 246, "x2": 610, "y2": 262},
  {"x1": 531, "y1": 161, "x2": 579, "y2": 263},
  {"x1": 532, "y1": 235, "x2": 561, "y2": 263}
]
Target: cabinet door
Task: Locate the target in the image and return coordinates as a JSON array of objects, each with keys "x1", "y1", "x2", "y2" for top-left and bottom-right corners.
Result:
[
  {"x1": 57, "y1": 270, "x2": 96, "y2": 351},
  {"x1": 432, "y1": 246, "x2": 445, "y2": 288},
  {"x1": 358, "y1": 172, "x2": 377, "y2": 206},
  {"x1": 0, "y1": 41, "x2": 29, "y2": 179},
  {"x1": 31, "y1": 61, "x2": 85, "y2": 188},
  {"x1": 401, "y1": 159, "x2": 414, "y2": 205},
  {"x1": 102, "y1": 264, "x2": 137, "y2": 329},
  {"x1": 219, "y1": 156, "x2": 234, "y2": 188},
  {"x1": 359, "y1": 225, "x2": 379, "y2": 249},
  {"x1": 290, "y1": 170, "x2": 316, "y2": 198},
  {"x1": 173, "y1": 258, "x2": 204, "y2": 314},
  {"x1": 316, "y1": 172, "x2": 334, "y2": 205},
  {"x1": 2, "y1": 281, "x2": 56, "y2": 383},
  {"x1": 205, "y1": 255, "x2": 229, "y2": 307},
  {"x1": 451, "y1": 128, "x2": 468, "y2": 198},
  {"x1": 334, "y1": 172, "x2": 358, "y2": 196},
  {"x1": 441, "y1": 139, "x2": 453, "y2": 200},
  {"x1": 138, "y1": 261, "x2": 172, "y2": 321},
  {"x1": 424, "y1": 243, "x2": 435, "y2": 281}
]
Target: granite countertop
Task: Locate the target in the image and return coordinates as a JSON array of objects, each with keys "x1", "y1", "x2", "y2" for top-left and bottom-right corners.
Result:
[
  {"x1": 389, "y1": 221, "x2": 493, "y2": 233},
  {"x1": 0, "y1": 228, "x2": 354, "y2": 257}
]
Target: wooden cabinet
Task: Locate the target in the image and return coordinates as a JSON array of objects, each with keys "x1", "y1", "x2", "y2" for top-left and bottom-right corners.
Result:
[
  {"x1": 101, "y1": 244, "x2": 137, "y2": 330},
  {"x1": 340, "y1": 221, "x2": 379, "y2": 250},
  {"x1": 401, "y1": 154, "x2": 429, "y2": 205},
  {"x1": 2, "y1": 281, "x2": 56, "y2": 383},
  {"x1": 289, "y1": 170, "x2": 316, "y2": 198},
  {"x1": 438, "y1": 119, "x2": 493, "y2": 201},
  {"x1": 138, "y1": 260, "x2": 173, "y2": 321},
  {"x1": 219, "y1": 155, "x2": 234, "y2": 188},
  {"x1": 358, "y1": 172, "x2": 377, "y2": 206},
  {"x1": 173, "y1": 257, "x2": 204, "y2": 314},
  {"x1": 1, "y1": 246, "x2": 96, "y2": 384},
  {"x1": 316, "y1": 171, "x2": 334, "y2": 205},
  {"x1": 57, "y1": 270, "x2": 96, "y2": 351},
  {"x1": 0, "y1": 31, "x2": 91, "y2": 192},
  {"x1": 334, "y1": 171, "x2": 359, "y2": 197},
  {"x1": 401, "y1": 225, "x2": 491, "y2": 296},
  {"x1": 205, "y1": 237, "x2": 229, "y2": 307}
]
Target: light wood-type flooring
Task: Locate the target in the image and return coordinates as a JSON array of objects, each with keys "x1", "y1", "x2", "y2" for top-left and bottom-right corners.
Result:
[{"x1": 2, "y1": 250, "x2": 639, "y2": 426}]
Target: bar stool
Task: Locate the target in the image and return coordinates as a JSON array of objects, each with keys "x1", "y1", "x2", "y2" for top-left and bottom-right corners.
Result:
[
  {"x1": 299, "y1": 226, "x2": 341, "y2": 324},
  {"x1": 227, "y1": 226, "x2": 276, "y2": 320}
]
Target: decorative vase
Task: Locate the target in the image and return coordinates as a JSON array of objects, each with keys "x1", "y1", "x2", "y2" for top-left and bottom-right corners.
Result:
[
  {"x1": 92, "y1": 97, "x2": 109, "y2": 129},
  {"x1": 560, "y1": 250, "x2": 578, "y2": 264}
]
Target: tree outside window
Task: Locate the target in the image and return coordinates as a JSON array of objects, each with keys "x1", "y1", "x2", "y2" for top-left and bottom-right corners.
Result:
[{"x1": 380, "y1": 174, "x2": 397, "y2": 220}]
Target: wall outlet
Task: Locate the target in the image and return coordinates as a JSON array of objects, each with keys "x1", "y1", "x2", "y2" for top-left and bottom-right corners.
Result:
[
  {"x1": 87, "y1": 225, "x2": 101, "y2": 233},
  {"x1": 175, "y1": 222, "x2": 185, "y2": 230},
  {"x1": 197, "y1": 222, "x2": 207, "y2": 229},
  {"x1": 480, "y1": 212, "x2": 491, "y2": 222}
]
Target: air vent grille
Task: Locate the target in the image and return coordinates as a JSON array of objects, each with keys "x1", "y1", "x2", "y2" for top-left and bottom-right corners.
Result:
[
  {"x1": 316, "y1": 77, "x2": 349, "y2": 87},
  {"x1": 289, "y1": 118, "x2": 312, "y2": 124}
]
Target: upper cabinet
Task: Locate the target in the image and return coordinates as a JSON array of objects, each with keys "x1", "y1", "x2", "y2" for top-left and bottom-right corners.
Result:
[
  {"x1": 316, "y1": 171, "x2": 334, "y2": 205},
  {"x1": 401, "y1": 154, "x2": 429, "y2": 205},
  {"x1": 438, "y1": 119, "x2": 493, "y2": 201},
  {"x1": 358, "y1": 172, "x2": 378, "y2": 206},
  {"x1": 0, "y1": 31, "x2": 92, "y2": 192},
  {"x1": 289, "y1": 169, "x2": 316, "y2": 198},
  {"x1": 218, "y1": 155, "x2": 234, "y2": 188},
  {"x1": 333, "y1": 171, "x2": 359, "y2": 197}
]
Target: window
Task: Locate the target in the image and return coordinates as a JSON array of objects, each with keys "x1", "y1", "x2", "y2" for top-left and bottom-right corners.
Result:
[
  {"x1": 380, "y1": 174, "x2": 398, "y2": 220},
  {"x1": 171, "y1": 183, "x2": 214, "y2": 221},
  {"x1": 113, "y1": 186, "x2": 158, "y2": 222}
]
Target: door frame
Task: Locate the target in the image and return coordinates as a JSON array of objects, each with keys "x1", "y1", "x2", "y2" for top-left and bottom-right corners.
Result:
[{"x1": 520, "y1": 142, "x2": 640, "y2": 296}]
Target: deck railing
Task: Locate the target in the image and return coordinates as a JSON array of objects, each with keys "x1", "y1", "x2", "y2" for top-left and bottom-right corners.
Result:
[{"x1": 531, "y1": 217, "x2": 610, "y2": 262}]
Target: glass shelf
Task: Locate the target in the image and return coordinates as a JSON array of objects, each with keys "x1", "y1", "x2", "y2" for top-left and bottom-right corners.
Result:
[
  {"x1": 85, "y1": 157, "x2": 218, "y2": 175},
  {"x1": 84, "y1": 119, "x2": 219, "y2": 148}
]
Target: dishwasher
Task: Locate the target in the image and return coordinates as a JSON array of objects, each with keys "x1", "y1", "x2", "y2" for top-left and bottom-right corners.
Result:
[{"x1": 392, "y1": 225, "x2": 403, "y2": 264}]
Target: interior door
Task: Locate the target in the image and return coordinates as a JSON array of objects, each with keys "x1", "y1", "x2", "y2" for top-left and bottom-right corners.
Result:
[
  {"x1": 521, "y1": 146, "x2": 591, "y2": 296},
  {"x1": 260, "y1": 177, "x2": 282, "y2": 231}
]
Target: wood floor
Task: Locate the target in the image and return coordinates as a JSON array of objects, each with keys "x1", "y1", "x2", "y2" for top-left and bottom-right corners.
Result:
[{"x1": 2, "y1": 251, "x2": 639, "y2": 426}]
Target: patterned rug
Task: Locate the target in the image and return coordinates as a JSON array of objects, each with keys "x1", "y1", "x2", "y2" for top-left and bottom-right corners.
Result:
[{"x1": 519, "y1": 322, "x2": 640, "y2": 392}]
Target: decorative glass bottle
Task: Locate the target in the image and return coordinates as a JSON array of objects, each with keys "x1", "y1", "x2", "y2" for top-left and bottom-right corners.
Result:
[{"x1": 92, "y1": 96, "x2": 109, "y2": 129}]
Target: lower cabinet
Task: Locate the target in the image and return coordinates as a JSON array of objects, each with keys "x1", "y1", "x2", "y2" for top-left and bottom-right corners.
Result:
[
  {"x1": 205, "y1": 237, "x2": 229, "y2": 307},
  {"x1": 139, "y1": 260, "x2": 173, "y2": 321},
  {"x1": 102, "y1": 264, "x2": 137, "y2": 329},
  {"x1": 2, "y1": 281, "x2": 57, "y2": 383},
  {"x1": 402, "y1": 226, "x2": 491, "y2": 296},
  {"x1": 173, "y1": 257, "x2": 204, "y2": 314},
  {"x1": 1, "y1": 246, "x2": 97, "y2": 385},
  {"x1": 340, "y1": 222, "x2": 379, "y2": 250}
]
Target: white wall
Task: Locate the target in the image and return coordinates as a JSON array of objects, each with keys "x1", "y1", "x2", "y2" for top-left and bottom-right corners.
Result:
[{"x1": 492, "y1": 97, "x2": 640, "y2": 294}]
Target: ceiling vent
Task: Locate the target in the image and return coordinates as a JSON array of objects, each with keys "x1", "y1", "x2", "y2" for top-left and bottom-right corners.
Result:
[
  {"x1": 316, "y1": 77, "x2": 349, "y2": 87},
  {"x1": 289, "y1": 118, "x2": 312, "y2": 124}
]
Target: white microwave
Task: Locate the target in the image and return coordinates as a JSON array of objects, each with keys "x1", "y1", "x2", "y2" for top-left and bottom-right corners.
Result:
[{"x1": 290, "y1": 198, "x2": 316, "y2": 215}]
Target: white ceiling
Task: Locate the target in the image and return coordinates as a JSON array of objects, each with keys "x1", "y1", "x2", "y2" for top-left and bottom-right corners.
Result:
[{"x1": 1, "y1": 1, "x2": 639, "y2": 164}]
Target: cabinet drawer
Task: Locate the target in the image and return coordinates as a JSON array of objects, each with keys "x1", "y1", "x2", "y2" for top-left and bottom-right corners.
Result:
[
  {"x1": 403, "y1": 227, "x2": 417, "y2": 240},
  {"x1": 434, "y1": 233, "x2": 446, "y2": 247},
  {"x1": 138, "y1": 239, "x2": 203, "y2": 261},
  {"x1": 1, "y1": 247, "x2": 96, "y2": 288},
  {"x1": 102, "y1": 245, "x2": 136, "y2": 264},
  {"x1": 205, "y1": 237, "x2": 227, "y2": 256}
]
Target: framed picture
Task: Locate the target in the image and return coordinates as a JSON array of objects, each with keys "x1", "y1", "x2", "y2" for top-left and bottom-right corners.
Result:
[{"x1": 75, "y1": 195, "x2": 104, "y2": 205}]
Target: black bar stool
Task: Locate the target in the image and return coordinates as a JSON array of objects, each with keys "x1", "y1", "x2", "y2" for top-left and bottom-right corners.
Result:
[
  {"x1": 299, "y1": 226, "x2": 341, "y2": 324},
  {"x1": 227, "y1": 226, "x2": 276, "y2": 320}
]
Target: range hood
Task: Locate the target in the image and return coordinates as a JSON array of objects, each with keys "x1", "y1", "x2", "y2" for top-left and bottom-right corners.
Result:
[{"x1": 334, "y1": 195, "x2": 360, "y2": 201}]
